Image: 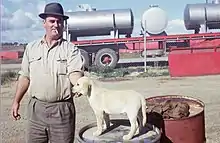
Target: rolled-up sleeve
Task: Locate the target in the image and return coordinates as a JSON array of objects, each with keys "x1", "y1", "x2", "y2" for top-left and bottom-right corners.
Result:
[
  {"x1": 66, "y1": 43, "x2": 84, "y2": 76},
  {"x1": 18, "y1": 46, "x2": 30, "y2": 78}
]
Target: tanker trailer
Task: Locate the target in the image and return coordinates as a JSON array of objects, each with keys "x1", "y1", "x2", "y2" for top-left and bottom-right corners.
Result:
[
  {"x1": 141, "y1": 5, "x2": 168, "y2": 36},
  {"x1": 184, "y1": 1, "x2": 220, "y2": 33},
  {"x1": 140, "y1": 5, "x2": 169, "y2": 57},
  {"x1": 65, "y1": 9, "x2": 134, "y2": 41},
  {"x1": 64, "y1": 8, "x2": 134, "y2": 69}
]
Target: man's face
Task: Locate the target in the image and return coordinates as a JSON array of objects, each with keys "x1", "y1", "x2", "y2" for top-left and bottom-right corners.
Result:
[{"x1": 43, "y1": 15, "x2": 64, "y2": 39}]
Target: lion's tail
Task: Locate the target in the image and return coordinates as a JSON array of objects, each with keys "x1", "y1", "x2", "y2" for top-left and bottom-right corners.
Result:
[{"x1": 141, "y1": 96, "x2": 147, "y2": 126}]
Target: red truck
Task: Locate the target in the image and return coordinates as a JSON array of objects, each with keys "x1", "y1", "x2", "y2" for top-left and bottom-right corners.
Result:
[{"x1": 62, "y1": 2, "x2": 220, "y2": 70}]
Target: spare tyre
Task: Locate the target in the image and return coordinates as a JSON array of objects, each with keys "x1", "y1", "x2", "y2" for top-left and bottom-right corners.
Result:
[
  {"x1": 80, "y1": 49, "x2": 90, "y2": 69},
  {"x1": 94, "y1": 48, "x2": 118, "y2": 69}
]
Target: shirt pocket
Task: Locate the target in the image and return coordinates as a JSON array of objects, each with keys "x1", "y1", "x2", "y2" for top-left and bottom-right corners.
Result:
[
  {"x1": 29, "y1": 56, "x2": 42, "y2": 72},
  {"x1": 56, "y1": 57, "x2": 67, "y2": 75}
]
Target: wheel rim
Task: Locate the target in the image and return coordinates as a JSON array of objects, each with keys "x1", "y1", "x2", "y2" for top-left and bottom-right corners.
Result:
[
  {"x1": 81, "y1": 55, "x2": 86, "y2": 65},
  {"x1": 100, "y1": 54, "x2": 112, "y2": 66}
]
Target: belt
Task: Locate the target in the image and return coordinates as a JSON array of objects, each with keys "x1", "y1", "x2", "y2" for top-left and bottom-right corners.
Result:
[{"x1": 32, "y1": 97, "x2": 73, "y2": 103}]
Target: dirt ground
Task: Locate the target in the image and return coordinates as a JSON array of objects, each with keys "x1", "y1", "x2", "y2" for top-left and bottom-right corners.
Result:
[{"x1": 1, "y1": 73, "x2": 220, "y2": 143}]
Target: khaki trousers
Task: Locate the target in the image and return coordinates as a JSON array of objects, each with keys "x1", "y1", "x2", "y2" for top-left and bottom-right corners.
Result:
[{"x1": 26, "y1": 97, "x2": 76, "y2": 143}]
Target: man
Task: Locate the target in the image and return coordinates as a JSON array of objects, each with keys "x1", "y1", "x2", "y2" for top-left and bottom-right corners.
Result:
[{"x1": 10, "y1": 2, "x2": 84, "y2": 143}]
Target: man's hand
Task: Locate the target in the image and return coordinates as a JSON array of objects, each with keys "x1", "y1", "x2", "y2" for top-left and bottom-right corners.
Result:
[
  {"x1": 69, "y1": 71, "x2": 84, "y2": 97},
  {"x1": 11, "y1": 75, "x2": 29, "y2": 121},
  {"x1": 11, "y1": 101, "x2": 21, "y2": 120},
  {"x1": 69, "y1": 71, "x2": 84, "y2": 86}
]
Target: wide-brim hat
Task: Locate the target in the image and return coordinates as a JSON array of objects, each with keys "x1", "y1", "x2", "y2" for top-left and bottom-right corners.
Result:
[{"x1": 39, "y1": 2, "x2": 69, "y2": 20}]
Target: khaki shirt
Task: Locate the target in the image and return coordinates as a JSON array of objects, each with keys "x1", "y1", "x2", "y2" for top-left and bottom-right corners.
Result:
[{"x1": 18, "y1": 36, "x2": 84, "y2": 102}]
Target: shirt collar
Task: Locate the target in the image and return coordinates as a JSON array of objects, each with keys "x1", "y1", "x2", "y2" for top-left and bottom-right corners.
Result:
[{"x1": 40, "y1": 35, "x2": 64, "y2": 46}]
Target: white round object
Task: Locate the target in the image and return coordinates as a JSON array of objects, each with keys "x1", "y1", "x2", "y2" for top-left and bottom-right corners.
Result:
[{"x1": 141, "y1": 7, "x2": 168, "y2": 34}]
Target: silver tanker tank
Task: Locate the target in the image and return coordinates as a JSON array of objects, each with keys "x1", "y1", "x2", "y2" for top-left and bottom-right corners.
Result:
[
  {"x1": 141, "y1": 5, "x2": 168, "y2": 35},
  {"x1": 65, "y1": 9, "x2": 134, "y2": 38},
  {"x1": 184, "y1": 1, "x2": 220, "y2": 30}
]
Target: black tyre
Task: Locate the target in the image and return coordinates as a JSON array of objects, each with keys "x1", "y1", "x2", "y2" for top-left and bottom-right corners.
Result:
[
  {"x1": 80, "y1": 49, "x2": 90, "y2": 69},
  {"x1": 94, "y1": 48, "x2": 118, "y2": 69}
]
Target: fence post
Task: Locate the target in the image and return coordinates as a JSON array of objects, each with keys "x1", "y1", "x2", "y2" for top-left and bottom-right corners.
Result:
[{"x1": 143, "y1": 20, "x2": 147, "y2": 73}]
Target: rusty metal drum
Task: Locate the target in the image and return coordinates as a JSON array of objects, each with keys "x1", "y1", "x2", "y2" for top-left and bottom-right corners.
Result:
[
  {"x1": 76, "y1": 119, "x2": 161, "y2": 143},
  {"x1": 145, "y1": 95, "x2": 206, "y2": 143}
]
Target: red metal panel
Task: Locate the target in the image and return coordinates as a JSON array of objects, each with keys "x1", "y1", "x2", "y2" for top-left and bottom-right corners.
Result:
[
  {"x1": 119, "y1": 49, "x2": 140, "y2": 53},
  {"x1": 0, "y1": 51, "x2": 19, "y2": 59},
  {"x1": 168, "y1": 49, "x2": 220, "y2": 77},
  {"x1": 125, "y1": 42, "x2": 159, "y2": 50},
  {"x1": 190, "y1": 39, "x2": 220, "y2": 48},
  {"x1": 72, "y1": 32, "x2": 220, "y2": 46}
]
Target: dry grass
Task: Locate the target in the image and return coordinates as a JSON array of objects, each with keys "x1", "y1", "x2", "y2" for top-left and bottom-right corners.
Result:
[
  {"x1": 87, "y1": 66, "x2": 169, "y2": 80},
  {"x1": 1, "y1": 70, "x2": 17, "y2": 85},
  {"x1": 137, "y1": 67, "x2": 169, "y2": 77}
]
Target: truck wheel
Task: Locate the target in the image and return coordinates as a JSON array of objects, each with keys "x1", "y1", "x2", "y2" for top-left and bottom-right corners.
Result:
[
  {"x1": 80, "y1": 49, "x2": 90, "y2": 69},
  {"x1": 94, "y1": 48, "x2": 118, "y2": 69}
]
